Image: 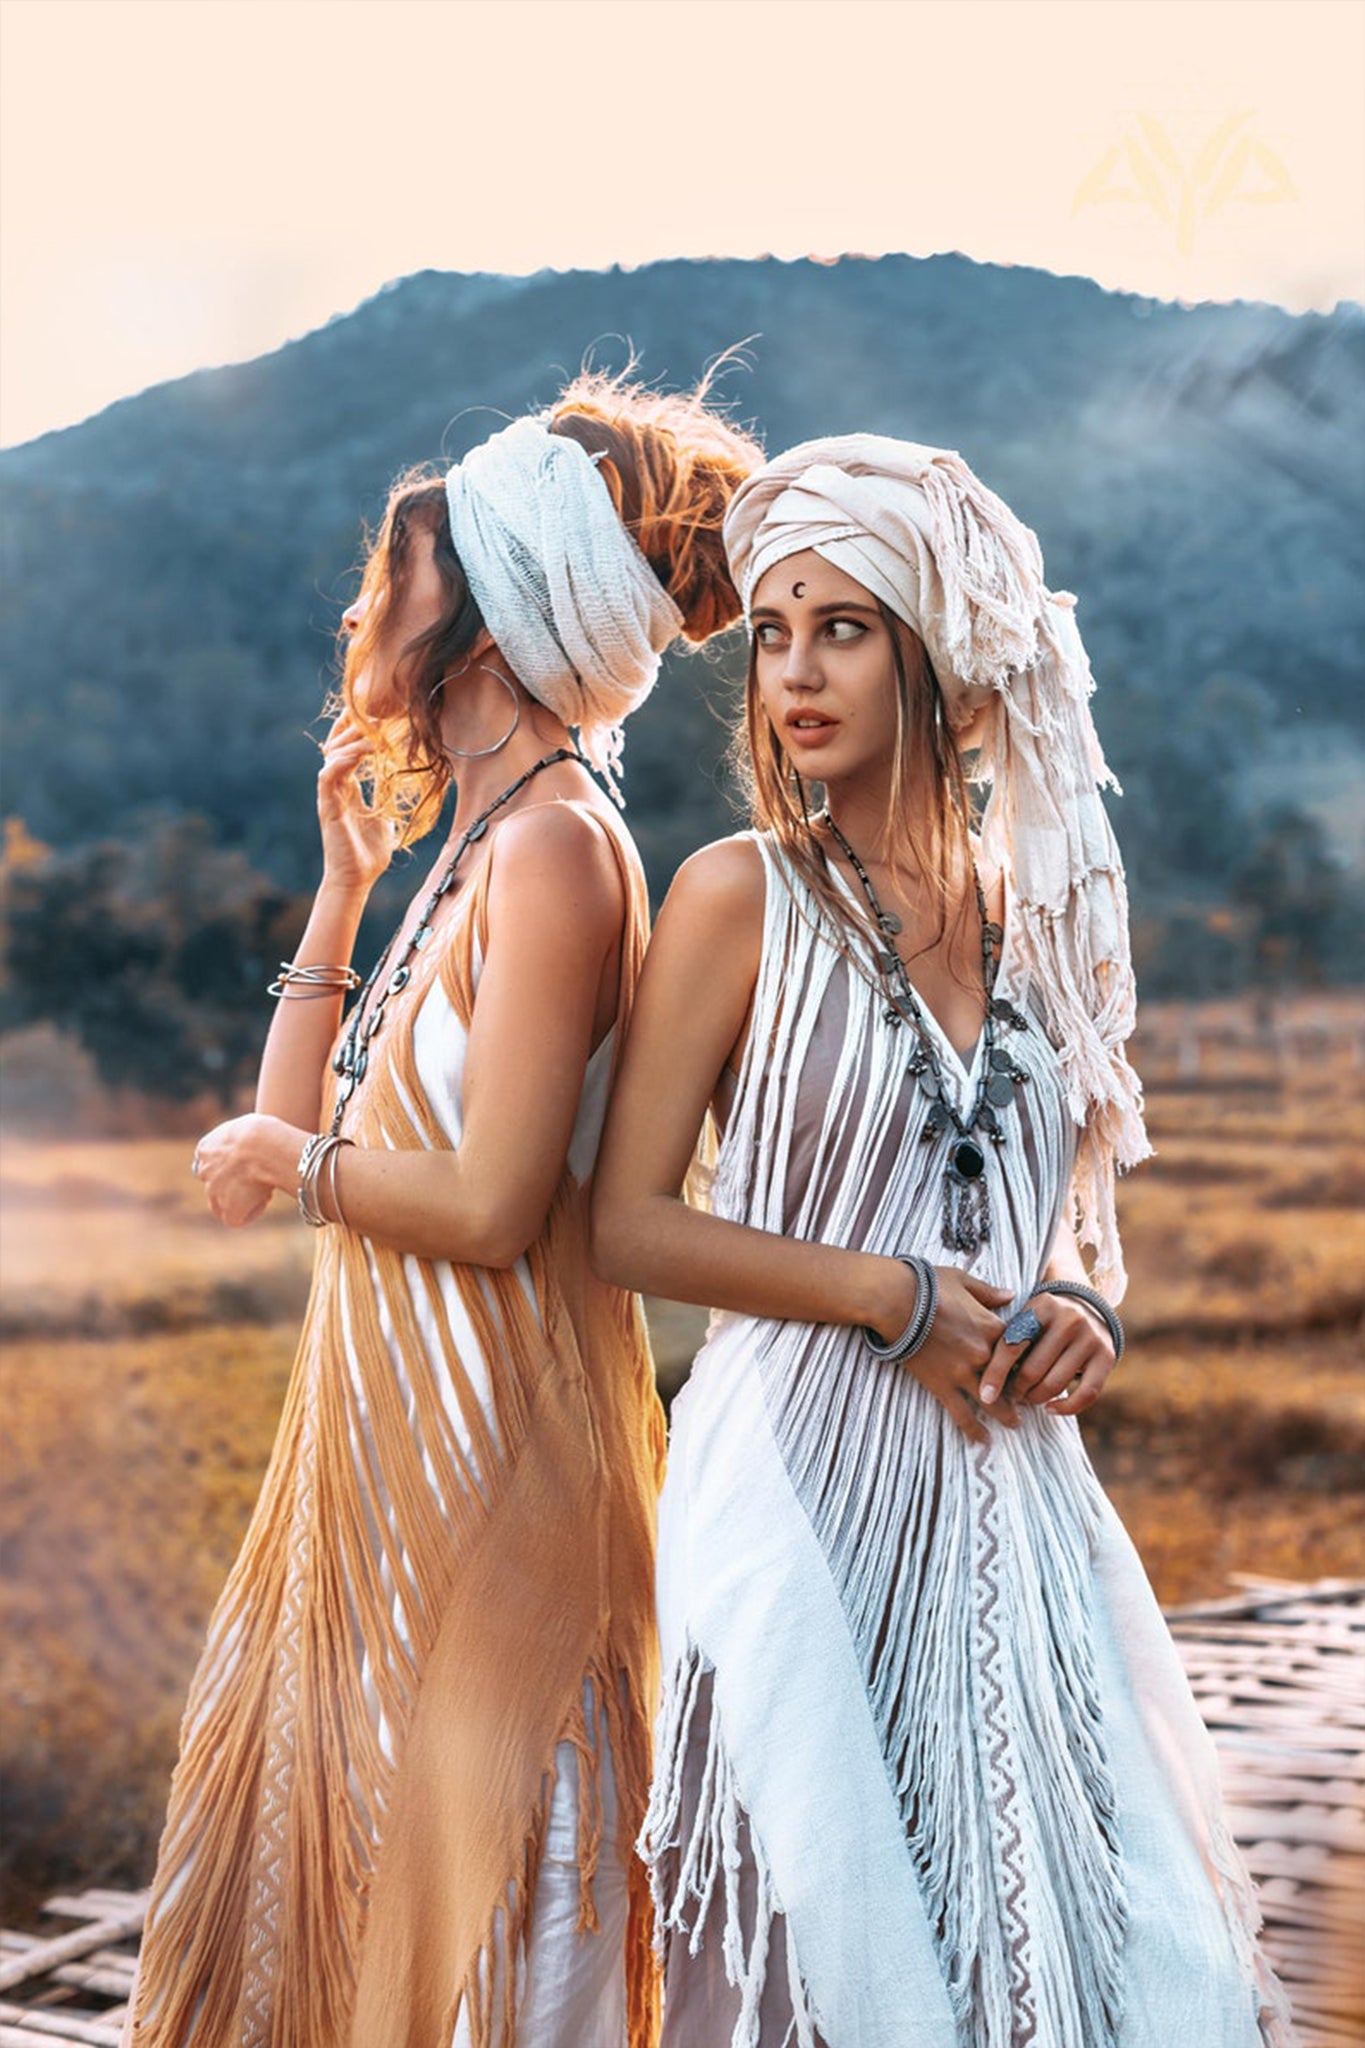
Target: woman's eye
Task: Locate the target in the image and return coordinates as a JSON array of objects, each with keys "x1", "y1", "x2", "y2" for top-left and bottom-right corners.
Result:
[
  {"x1": 827, "y1": 618, "x2": 866, "y2": 642},
  {"x1": 753, "y1": 623, "x2": 785, "y2": 649}
]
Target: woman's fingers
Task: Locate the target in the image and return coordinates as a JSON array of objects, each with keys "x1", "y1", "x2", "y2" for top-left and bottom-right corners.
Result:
[
  {"x1": 1055, "y1": 1343, "x2": 1113, "y2": 1409},
  {"x1": 979, "y1": 1320, "x2": 1039, "y2": 1406},
  {"x1": 319, "y1": 740, "x2": 370, "y2": 783},
  {"x1": 1006, "y1": 1319, "x2": 1072, "y2": 1400},
  {"x1": 946, "y1": 1387, "x2": 990, "y2": 1446},
  {"x1": 961, "y1": 1274, "x2": 1015, "y2": 1309},
  {"x1": 1048, "y1": 1351, "x2": 1113, "y2": 1415},
  {"x1": 1025, "y1": 1338, "x2": 1091, "y2": 1407}
]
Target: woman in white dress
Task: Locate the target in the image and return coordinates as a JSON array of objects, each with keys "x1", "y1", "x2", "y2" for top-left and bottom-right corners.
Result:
[
  {"x1": 593, "y1": 436, "x2": 1295, "y2": 2047},
  {"x1": 123, "y1": 373, "x2": 759, "y2": 2048}
]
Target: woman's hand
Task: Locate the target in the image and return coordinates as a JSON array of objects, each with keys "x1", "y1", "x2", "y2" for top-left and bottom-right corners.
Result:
[
  {"x1": 193, "y1": 1113, "x2": 304, "y2": 1228},
  {"x1": 978, "y1": 1290, "x2": 1118, "y2": 1416},
  {"x1": 871, "y1": 1263, "x2": 1018, "y2": 1443},
  {"x1": 316, "y1": 712, "x2": 398, "y2": 893}
]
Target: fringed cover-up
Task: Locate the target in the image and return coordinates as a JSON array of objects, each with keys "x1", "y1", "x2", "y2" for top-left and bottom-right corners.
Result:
[
  {"x1": 127, "y1": 811, "x2": 666, "y2": 2048},
  {"x1": 644, "y1": 835, "x2": 1295, "y2": 2048}
]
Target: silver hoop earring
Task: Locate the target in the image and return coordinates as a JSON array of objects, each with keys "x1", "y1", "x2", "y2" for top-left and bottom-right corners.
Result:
[{"x1": 445, "y1": 665, "x2": 522, "y2": 759}]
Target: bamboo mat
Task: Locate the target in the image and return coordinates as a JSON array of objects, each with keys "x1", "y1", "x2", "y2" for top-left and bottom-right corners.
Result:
[{"x1": 2, "y1": 1578, "x2": 1361, "y2": 2045}]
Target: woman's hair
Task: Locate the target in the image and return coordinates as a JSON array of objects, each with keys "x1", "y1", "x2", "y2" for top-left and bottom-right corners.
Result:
[
  {"x1": 732, "y1": 598, "x2": 979, "y2": 970},
  {"x1": 338, "y1": 363, "x2": 762, "y2": 840}
]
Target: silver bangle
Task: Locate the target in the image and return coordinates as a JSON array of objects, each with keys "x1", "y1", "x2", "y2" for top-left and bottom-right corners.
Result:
[
  {"x1": 269, "y1": 960, "x2": 362, "y2": 999},
  {"x1": 297, "y1": 1132, "x2": 349, "y2": 1228},
  {"x1": 863, "y1": 1254, "x2": 939, "y2": 1364},
  {"x1": 1027, "y1": 1279, "x2": 1125, "y2": 1363},
  {"x1": 322, "y1": 1136, "x2": 354, "y2": 1231}
]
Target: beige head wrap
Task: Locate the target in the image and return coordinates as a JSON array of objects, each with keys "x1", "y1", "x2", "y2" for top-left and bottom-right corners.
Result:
[
  {"x1": 724, "y1": 434, "x2": 1150, "y2": 1299},
  {"x1": 446, "y1": 417, "x2": 684, "y2": 801}
]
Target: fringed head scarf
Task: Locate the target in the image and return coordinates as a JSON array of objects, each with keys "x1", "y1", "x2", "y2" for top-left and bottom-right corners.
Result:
[
  {"x1": 446, "y1": 416, "x2": 684, "y2": 800},
  {"x1": 723, "y1": 433, "x2": 1151, "y2": 1299}
]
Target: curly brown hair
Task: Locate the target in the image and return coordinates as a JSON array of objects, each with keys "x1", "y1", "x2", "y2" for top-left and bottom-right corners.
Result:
[{"x1": 338, "y1": 363, "x2": 763, "y2": 841}]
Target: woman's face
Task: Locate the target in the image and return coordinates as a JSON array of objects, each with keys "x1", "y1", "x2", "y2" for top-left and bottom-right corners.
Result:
[
  {"x1": 342, "y1": 518, "x2": 449, "y2": 721},
  {"x1": 750, "y1": 550, "x2": 902, "y2": 787}
]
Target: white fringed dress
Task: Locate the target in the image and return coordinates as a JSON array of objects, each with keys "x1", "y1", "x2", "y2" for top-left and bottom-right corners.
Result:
[{"x1": 644, "y1": 834, "x2": 1295, "y2": 2048}]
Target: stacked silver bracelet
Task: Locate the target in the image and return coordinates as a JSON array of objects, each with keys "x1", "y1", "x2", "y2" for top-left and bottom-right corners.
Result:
[
  {"x1": 296, "y1": 1132, "x2": 354, "y2": 1228},
  {"x1": 1027, "y1": 1279, "x2": 1125, "y2": 1362},
  {"x1": 268, "y1": 960, "x2": 362, "y2": 1000},
  {"x1": 863, "y1": 1253, "x2": 939, "y2": 1364}
]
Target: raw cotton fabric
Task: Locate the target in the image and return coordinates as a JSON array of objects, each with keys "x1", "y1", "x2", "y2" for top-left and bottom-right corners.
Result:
[
  {"x1": 446, "y1": 419, "x2": 684, "y2": 800},
  {"x1": 644, "y1": 834, "x2": 1296, "y2": 2048},
  {"x1": 124, "y1": 807, "x2": 666, "y2": 2048},
  {"x1": 723, "y1": 436, "x2": 1151, "y2": 1299}
]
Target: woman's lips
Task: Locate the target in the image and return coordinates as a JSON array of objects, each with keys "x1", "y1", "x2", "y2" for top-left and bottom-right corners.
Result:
[{"x1": 784, "y1": 714, "x2": 840, "y2": 750}]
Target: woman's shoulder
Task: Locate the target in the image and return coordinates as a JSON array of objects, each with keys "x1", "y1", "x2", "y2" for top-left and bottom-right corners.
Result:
[
  {"x1": 667, "y1": 832, "x2": 767, "y2": 922},
  {"x1": 485, "y1": 798, "x2": 629, "y2": 929},
  {"x1": 650, "y1": 834, "x2": 766, "y2": 993}
]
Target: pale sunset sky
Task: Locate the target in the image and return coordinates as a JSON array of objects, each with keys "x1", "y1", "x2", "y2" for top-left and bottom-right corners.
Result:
[{"x1": 1, "y1": 0, "x2": 1362, "y2": 447}]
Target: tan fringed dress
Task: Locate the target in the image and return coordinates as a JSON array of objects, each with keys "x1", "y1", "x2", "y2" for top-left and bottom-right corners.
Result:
[{"x1": 126, "y1": 808, "x2": 666, "y2": 2048}]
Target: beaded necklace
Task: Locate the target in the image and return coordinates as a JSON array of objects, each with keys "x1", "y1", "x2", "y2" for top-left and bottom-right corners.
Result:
[
  {"x1": 820, "y1": 813, "x2": 1031, "y2": 1255},
  {"x1": 329, "y1": 747, "x2": 580, "y2": 1136}
]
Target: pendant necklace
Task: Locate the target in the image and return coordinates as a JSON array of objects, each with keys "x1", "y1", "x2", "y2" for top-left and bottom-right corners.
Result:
[
  {"x1": 821, "y1": 813, "x2": 1032, "y2": 1255},
  {"x1": 329, "y1": 746, "x2": 581, "y2": 1136}
]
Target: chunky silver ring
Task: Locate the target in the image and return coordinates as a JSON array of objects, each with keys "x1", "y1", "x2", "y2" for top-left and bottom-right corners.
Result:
[
  {"x1": 1003, "y1": 1307, "x2": 1043, "y2": 1347},
  {"x1": 190, "y1": 1153, "x2": 202, "y2": 1178}
]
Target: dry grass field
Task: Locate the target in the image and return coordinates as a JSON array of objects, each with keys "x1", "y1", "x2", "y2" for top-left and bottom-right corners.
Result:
[{"x1": 1, "y1": 991, "x2": 1362, "y2": 1924}]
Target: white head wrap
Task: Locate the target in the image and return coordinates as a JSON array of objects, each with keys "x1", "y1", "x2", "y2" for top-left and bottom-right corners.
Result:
[
  {"x1": 445, "y1": 417, "x2": 683, "y2": 800},
  {"x1": 724, "y1": 434, "x2": 1150, "y2": 1299}
]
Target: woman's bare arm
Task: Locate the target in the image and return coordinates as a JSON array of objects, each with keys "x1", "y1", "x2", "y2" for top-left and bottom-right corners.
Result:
[
  {"x1": 195, "y1": 804, "x2": 623, "y2": 1268},
  {"x1": 254, "y1": 714, "x2": 397, "y2": 1130},
  {"x1": 591, "y1": 839, "x2": 1017, "y2": 1441}
]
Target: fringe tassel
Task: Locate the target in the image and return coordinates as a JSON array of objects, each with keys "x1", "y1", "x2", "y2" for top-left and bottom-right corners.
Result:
[
  {"x1": 1204, "y1": 1813, "x2": 1299, "y2": 2048},
  {"x1": 917, "y1": 453, "x2": 1046, "y2": 688},
  {"x1": 979, "y1": 595, "x2": 1153, "y2": 1302},
  {"x1": 642, "y1": 1652, "x2": 819, "y2": 2048},
  {"x1": 434, "y1": 1652, "x2": 659, "y2": 2048}
]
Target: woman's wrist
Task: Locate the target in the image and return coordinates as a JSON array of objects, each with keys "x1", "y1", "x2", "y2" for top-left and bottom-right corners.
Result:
[
  {"x1": 251, "y1": 1114, "x2": 314, "y2": 1193},
  {"x1": 314, "y1": 870, "x2": 373, "y2": 916},
  {"x1": 855, "y1": 1251, "x2": 922, "y2": 1343}
]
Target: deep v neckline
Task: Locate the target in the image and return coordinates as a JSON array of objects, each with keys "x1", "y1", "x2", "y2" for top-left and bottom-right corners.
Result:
[{"x1": 825, "y1": 858, "x2": 1013, "y2": 1081}]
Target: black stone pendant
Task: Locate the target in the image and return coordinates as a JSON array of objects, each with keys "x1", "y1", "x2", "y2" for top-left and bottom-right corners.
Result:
[
  {"x1": 942, "y1": 1152, "x2": 992, "y2": 1252},
  {"x1": 951, "y1": 1136, "x2": 985, "y2": 1180}
]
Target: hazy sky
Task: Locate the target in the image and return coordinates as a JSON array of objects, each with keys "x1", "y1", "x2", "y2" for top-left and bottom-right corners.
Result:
[{"x1": 2, "y1": 0, "x2": 1362, "y2": 447}]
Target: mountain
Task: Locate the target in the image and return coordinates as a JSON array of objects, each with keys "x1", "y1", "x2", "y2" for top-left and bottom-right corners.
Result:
[{"x1": 2, "y1": 253, "x2": 1363, "y2": 995}]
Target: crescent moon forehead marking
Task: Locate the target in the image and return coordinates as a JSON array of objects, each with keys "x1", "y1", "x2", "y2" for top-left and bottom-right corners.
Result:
[{"x1": 792, "y1": 580, "x2": 807, "y2": 597}]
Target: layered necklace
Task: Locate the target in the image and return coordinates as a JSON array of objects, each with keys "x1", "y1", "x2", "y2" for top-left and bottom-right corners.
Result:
[
  {"x1": 329, "y1": 747, "x2": 581, "y2": 1135},
  {"x1": 821, "y1": 813, "x2": 1032, "y2": 1255}
]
